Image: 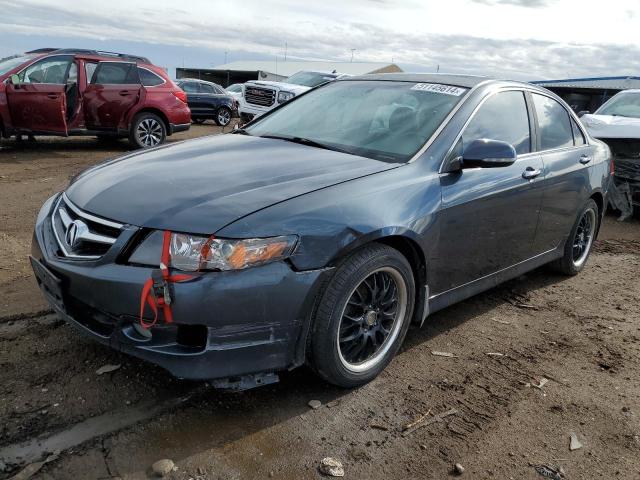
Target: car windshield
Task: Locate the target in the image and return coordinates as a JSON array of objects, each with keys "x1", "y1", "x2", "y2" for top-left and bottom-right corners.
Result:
[
  {"x1": 596, "y1": 92, "x2": 640, "y2": 118},
  {"x1": 285, "y1": 71, "x2": 337, "y2": 87},
  {"x1": 0, "y1": 54, "x2": 36, "y2": 76},
  {"x1": 226, "y1": 84, "x2": 242, "y2": 93},
  {"x1": 245, "y1": 80, "x2": 468, "y2": 162}
]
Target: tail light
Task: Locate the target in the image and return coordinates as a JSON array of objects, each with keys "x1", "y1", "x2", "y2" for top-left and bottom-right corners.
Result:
[
  {"x1": 172, "y1": 89, "x2": 188, "y2": 104},
  {"x1": 610, "y1": 157, "x2": 615, "y2": 176}
]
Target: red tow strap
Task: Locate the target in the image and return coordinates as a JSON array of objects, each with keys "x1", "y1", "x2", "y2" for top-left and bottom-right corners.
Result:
[{"x1": 139, "y1": 230, "x2": 195, "y2": 329}]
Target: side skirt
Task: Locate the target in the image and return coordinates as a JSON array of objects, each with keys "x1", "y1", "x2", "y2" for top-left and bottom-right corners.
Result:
[{"x1": 427, "y1": 247, "x2": 563, "y2": 315}]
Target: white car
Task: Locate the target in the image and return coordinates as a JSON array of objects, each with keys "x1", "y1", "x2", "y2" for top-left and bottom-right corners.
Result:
[
  {"x1": 239, "y1": 71, "x2": 346, "y2": 122},
  {"x1": 225, "y1": 83, "x2": 243, "y2": 101},
  {"x1": 581, "y1": 89, "x2": 640, "y2": 218}
]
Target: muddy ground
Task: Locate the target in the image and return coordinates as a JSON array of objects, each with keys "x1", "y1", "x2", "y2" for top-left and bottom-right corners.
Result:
[{"x1": 0, "y1": 126, "x2": 639, "y2": 479}]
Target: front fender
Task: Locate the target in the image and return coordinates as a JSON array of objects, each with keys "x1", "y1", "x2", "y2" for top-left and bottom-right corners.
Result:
[{"x1": 216, "y1": 162, "x2": 442, "y2": 272}]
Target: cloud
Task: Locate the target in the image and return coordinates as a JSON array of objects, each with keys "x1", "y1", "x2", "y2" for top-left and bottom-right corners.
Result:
[
  {"x1": 470, "y1": 0, "x2": 552, "y2": 7},
  {"x1": 0, "y1": 0, "x2": 638, "y2": 80}
]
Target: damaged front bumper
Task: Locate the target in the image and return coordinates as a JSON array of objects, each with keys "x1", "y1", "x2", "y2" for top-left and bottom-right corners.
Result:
[{"x1": 30, "y1": 194, "x2": 330, "y2": 386}]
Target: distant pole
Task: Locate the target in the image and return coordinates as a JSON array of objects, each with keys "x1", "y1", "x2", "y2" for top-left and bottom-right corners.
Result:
[
  {"x1": 350, "y1": 49, "x2": 356, "y2": 62},
  {"x1": 285, "y1": 42, "x2": 287, "y2": 62},
  {"x1": 436, "y1": 64, "x2": 440, "y2": 72}
]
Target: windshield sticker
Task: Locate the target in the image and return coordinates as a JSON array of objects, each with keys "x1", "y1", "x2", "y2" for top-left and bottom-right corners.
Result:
[{"x1": 411, "y1": 83, "x2": 467, "y2": 96}]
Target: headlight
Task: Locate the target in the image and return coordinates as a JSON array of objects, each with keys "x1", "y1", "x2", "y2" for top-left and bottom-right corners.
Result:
[
  {"x1": 277, "y1": 91, "x2": 294, "y2": 104},
  {"x1": 130, "y1": 232, "x2": 297, "y2": 272}
]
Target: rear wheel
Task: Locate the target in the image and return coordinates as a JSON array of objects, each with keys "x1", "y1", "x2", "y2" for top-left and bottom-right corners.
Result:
[
  {"x1": 551, "y1": 198, "x2": 599, "y2": 275},
  {"x1": 129, "y1": 113, "x2": 166, "y2": 149},
  {"x1": 215, "y1": 107, "x2": 232, "y2": 127},
  {"x1": 309, "y1": 244, "x2": 415, "y2": 388}
]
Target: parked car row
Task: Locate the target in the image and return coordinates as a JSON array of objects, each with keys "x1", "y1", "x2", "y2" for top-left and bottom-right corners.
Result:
[{"x1": 0, "y1": 48, "x2": 191, "y2": 148}]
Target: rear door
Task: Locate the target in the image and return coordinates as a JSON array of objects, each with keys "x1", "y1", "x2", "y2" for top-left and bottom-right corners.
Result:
[
  {"x1": 530, "y1": 93, "x2": 594, "y2": 252},
  {"x1": 83, "y1": 61, "x2": 142, "y2": 130},
  {"x1": 6, "y1": 55, "x2": 74, "y2": 134}
]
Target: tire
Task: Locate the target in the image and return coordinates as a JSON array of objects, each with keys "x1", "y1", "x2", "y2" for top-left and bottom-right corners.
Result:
[
  {"x1": 550, "y1": 198, "x2": 599, "y2": 275},
  {"x1": 129, "y1": 113, "x2": 167, "y2": 149},
  {"x1": 192, "y1": 118, "x2": 206, "y2": 125},
  {"x1": 309, "y1": 244, "x2": 415, "y2": 388},
  {"x1": 215, "y1": 107, "x2": 232, "y2": 127}
]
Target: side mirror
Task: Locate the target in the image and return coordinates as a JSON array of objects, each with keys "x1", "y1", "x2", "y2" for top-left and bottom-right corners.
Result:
[
  {"x1": 577, "y1": 110, "x2": 590, "y2": 118},
  {"x1": 461, "y1": 139, "x2": 517, "y2": 168},
  {"x1": 9, "y1": 74, "x2": 20, "y2": 85}
]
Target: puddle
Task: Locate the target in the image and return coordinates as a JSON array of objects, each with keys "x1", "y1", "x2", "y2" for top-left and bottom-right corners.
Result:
[{"x1": 0, "y1": 392, "x2": 197, "y2": 466}]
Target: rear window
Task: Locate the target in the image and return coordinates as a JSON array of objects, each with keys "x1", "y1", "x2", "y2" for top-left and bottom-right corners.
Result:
[
  {"x1": 138, "y1": 67, "x2": 165, "y2": 86},
  {"x1": 0, "y1": 54, "x2": 36, "y2": 76},
  {"x1": 91, "y1": 62, "x2": 139, "y2": 85}
]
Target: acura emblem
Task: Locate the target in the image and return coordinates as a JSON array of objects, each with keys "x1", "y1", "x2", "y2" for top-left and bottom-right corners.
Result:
[{"x1": 65, "y1": 219, "x2": 89, "y2": 249}]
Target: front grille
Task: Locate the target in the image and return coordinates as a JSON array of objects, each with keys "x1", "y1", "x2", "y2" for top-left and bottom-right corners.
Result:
[
  {"x1": 245, "y1": 86, "x2": 276, "y2": 107},
  {"x1": 51, "y1": 194, "x2": 123, "y2": 260}
]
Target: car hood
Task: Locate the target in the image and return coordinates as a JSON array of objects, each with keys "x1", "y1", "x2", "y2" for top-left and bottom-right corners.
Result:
[
  {"x1": 248, "y1": 81, "x2": 310, "y2": 94},
  {"x1": 582, "y1": 114, "x2": 640, "y2": 139},
  {"x1": 65, "y1": 134, "x2": 398, "y2": 234}
]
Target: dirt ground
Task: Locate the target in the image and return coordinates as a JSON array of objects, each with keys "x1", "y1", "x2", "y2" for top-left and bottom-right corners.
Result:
[{"x1": 0, "y1": 126, "x2": 639, "y2": 480}]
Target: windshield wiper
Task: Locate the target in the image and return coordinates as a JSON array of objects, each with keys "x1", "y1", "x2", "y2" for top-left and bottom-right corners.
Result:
[
  {"x1": 232, "y1": 127, "x2": 250, "y2": 135},
  {"x1": 259, "y1": 134, "x2": 350, "y2": 154}
]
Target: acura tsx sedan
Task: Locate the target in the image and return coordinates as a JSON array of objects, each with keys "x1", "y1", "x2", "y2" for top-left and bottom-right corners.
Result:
[{"x1": 31, "y1": 74, "x2": 612, "y2": 389}]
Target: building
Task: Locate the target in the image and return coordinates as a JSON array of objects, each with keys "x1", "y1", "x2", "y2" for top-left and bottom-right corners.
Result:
[
  {"x1": 176, "y1": 60, "x2": 402, "y2": 87},
  {"x1": 532, "y1": 76, "x2": 640, "y2": 113}
]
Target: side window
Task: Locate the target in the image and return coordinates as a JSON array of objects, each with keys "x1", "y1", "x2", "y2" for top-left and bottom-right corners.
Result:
[
  {"x1": 85, "y1": 62, "x2": 98, "y2": 83},
  {"x1": 571, "y1": 118, "x2": 586, "y2": 146},
  {"x1": 532, "y1": 94, "x2": 574, "y2": 150},
  {"x1": 67, "y1": 62, "x2": 78, "y2": 84},
  {"x1": 91, "y1": 63, "x2": 140, "y2": 85},
  {"x1": 181, "y1": 82, "x2": 199, "y2": 94},
  {"x1": 19, "y1": 56, "x2": 73, "y2": 84},
  {"x1": 138, "y1": 68, "x2": 165, "y2": 87},
  {"x1": 200, "y1": 83, "x2": 215, "y2": 94},
  {"x1": 462, "y1": 91, "x2": 531, "y2": 155}
]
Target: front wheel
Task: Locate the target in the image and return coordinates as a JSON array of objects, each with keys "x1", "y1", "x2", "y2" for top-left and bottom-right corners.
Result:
[
  {"x1": 309, "y1": 244, "x2": 415, "y2": 388},
  {"x1": 129, "y1": 113, "x2": 167, "y2": 149},
  {"x1": 551, "y1": 198, "x2": 599, "y2": 275},
  {"x1": 215, "y1": 107, "x2": 232, "y2": 127}
]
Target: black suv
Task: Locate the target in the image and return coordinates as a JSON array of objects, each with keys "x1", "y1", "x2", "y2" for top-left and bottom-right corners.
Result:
[{"x1": 176, "y1": 79, "x2": 237, "y2": 126}]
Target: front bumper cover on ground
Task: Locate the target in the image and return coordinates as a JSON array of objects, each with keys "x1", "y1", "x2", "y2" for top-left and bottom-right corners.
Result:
[{"x1": 30, "y1": 194, "x2": 329, "y2": 383}]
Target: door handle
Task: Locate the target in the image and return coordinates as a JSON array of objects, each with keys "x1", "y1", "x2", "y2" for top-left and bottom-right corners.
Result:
[
  {"x1": 522, "y1": 167, "x2": 542, "y2": 180},
  {"x1": 119, "y1": 90, "x2": 131, "y2": 96},
  {"x1": 47, "y1": 93, "x2": 59, "y2": 99},
  {"x1": 579, "y1": 155, "x2": 592, "y2": 164}
]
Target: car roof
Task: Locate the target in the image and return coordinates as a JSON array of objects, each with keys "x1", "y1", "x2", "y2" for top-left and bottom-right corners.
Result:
[
  {"x1": 346, "y1": 73, "x2": 493, "y2": 88},
  {"x1": 26, "y1": 48, "x2": 150, "y2": 64},
  {"x1": 177, "y1": 78, "x2": 221, "y2": 86}
]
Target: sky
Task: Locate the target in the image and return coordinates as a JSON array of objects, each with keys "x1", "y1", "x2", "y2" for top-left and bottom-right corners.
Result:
[{"x1": 1, "y1": 0, "x2": 639, "y2": 80}]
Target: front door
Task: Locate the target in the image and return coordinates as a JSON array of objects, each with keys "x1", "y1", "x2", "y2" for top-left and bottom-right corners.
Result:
[
  {"x1": 433, "y1": 90, "x2": 544, "y2": 295},
  {"x1": 83, "y1": 62, "x2": 142, "y2": 130},
  {"x1": 6, "y1": 55, "x2": 74, "y2": 134}
]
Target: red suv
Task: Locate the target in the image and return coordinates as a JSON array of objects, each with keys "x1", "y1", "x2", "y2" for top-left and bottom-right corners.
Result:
[{"x1": 0, "y1": 48, "x2": 191, "y2": 148}]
